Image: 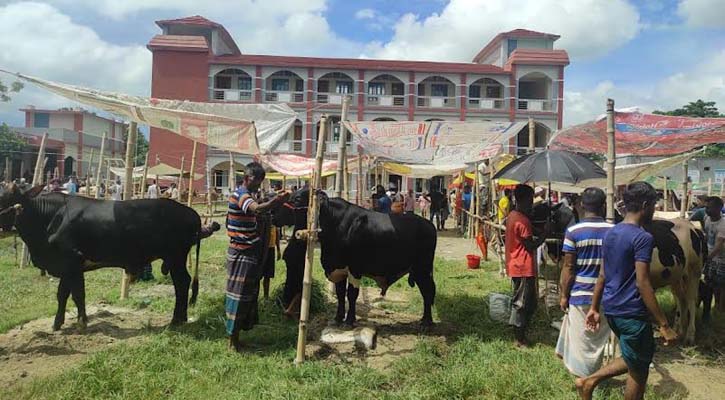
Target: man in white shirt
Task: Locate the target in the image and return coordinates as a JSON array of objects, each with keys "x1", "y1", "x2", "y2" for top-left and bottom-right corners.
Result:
[
  {"x1": 147, "y1": 179, "x2": 159, "y2": 199},
  {"x1": 111, "y1": 179, "x2": 123, "y2": 201},
  {"x1": 169, "y1": 183, "x2": 180, "y2": 200},
  {"x1": 703, "y1": 196, "x2": 725, "y2": 319}
]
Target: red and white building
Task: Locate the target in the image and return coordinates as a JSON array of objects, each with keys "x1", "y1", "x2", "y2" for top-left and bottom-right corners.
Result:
[{"x1": 146, "y1": 16, "x2": 569, "y2": 190}]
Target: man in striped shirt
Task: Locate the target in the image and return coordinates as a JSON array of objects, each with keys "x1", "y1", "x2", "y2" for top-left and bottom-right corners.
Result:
[
  {"x1": 225, "y1": 162, "x2": 289, "y2": 352},
  {"x1": 556, "y1": 187, "x2": 613, "y2": 377}
]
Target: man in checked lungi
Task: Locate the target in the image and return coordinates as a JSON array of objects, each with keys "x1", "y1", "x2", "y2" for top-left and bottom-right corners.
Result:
[{"x1": 225, "y1": 162, "x2": 289, "y2": 352}]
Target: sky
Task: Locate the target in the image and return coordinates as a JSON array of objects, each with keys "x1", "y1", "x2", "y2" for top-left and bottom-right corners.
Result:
[{"x1": 0, "y1": 0, "x2": 723, "y2": 128}]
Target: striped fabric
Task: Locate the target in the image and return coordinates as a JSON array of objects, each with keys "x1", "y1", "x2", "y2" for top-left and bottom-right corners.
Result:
[
  {"x1": 562, "y1": 218, "x2": 613, "y2": 305},
  {"x1": 227, "y1": 186, "x2": 258, "y2": 250},
  {"x1": 225, "y1": 248, "x2": 261, "y2": 335}
]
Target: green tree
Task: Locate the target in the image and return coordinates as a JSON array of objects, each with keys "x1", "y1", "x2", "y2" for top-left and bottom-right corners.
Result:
[
  {"x1": 0, "y1": 79, "x2": 23, "y2": 102},
  {"x1": 0, "y1": 123, "x2": 28, "y2": 177},
  {"x1": 121, "y1": 127, "x2": 149, "y2": 166},
  {"x1": 653, "y1": 100, "x2": 725, "y2": 158}
]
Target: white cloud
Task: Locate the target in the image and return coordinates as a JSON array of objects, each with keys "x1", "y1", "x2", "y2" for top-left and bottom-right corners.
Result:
[
  {"x1": 0, "y1": 2, "x2": 150, "y2": 125},
  {"x1": 565, "y1": 50, "x2": 725, "y2": 125},
  {"x1": 368, "y1": 0, "x2": 641, "y2": 62},
  {"x1": 355, "y1": 8, "x2": 376, "y2": 20},
  {"x1": 677, "y1": 0, "x2": 725, "y2": 28}
]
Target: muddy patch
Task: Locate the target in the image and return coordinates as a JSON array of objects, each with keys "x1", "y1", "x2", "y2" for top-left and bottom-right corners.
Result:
[{"x1": 0, "y1": 305, "x2": 168, "y2": 390}]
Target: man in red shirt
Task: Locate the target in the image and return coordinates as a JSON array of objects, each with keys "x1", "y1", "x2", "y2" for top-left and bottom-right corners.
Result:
[{"x1": 506, "y1": 184, "x2": 548, "y2": 346}]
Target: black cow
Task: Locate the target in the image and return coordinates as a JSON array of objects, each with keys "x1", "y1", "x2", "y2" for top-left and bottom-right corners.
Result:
[
  {"x1": 274, "y1": 188, "x2": 438, "y2": 326},
  {"x1": 532, "y1": 201, "x2": 707, "y2": 344},
  {"x1": 0, "y1": 184, "x2": 219, "y2": 330}
]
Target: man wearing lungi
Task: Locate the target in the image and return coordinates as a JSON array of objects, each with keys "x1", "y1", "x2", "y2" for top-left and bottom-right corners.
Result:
[
  {"x1": 505, "y1": 184, "x2": 548, "y2": 347},
  {"x1": 225, "y1": 162, "x2": 289, "y2": 352},
  {"x1": 577, "y1": 182, "x2": 678, "y2": 400},
  {"x1": 556, "y1": 187, "x2": 613, "y2": 377}
]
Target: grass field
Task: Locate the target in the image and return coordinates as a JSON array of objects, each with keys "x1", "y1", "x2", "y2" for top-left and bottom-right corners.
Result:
[{"x1": 0, "y1": 231, "x2": 722, "y2": 400}]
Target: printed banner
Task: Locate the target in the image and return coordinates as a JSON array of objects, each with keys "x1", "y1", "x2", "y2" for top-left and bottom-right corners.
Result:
[
  {"x1": 256, "y1": 153, "x2": 340, "y2": 177},
  {"x1": 550, "y1": 111, "x2": 725, "y2": 156},
  {"x1": 344, "y1": 120, "x2": 527, "y2": 164},
  {"x1": 3, "y1": 71, "x2": 298, "y2": 154}
]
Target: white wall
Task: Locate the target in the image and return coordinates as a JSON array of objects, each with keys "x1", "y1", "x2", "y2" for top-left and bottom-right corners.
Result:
[{"x1": 49, "y1": 114, "x2": 74, "y2": 130}]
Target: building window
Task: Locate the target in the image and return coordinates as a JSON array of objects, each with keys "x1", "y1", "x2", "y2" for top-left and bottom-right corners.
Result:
[
  {"x1": 34, "y1": 113, "x2": 50, "y2": 128},
  {"x1": 468, "y1": 85, "x2": 481, "y2": 98},
  {"x1": 507, "y1": 39, "x2": 518, "y2": 56},
  {"x1": 272, "y1": 79, "x2": 290, "y2": 91},
  {"x1": 213, "y1": 170, "x2": 228, "y2": 188},
  {"x1": 215, "y1": 75, "x2": 232, "y2": 89},
  {"x1": 336, "y1": 81, "x2": 353, "y2": 94},
  {"x1": 238, "y1": 77, "x2": 252, "y2": 91},
  {"x1": 391, "y1": 82, "x2": 404, "y2": 96},
  {"x1": 486, "y1": 85, "x2": 502, "y2": 98},
  {"x1": 318, "y1": 80, "x2": 330, "y2": 93},
  {"x1": 368, "y1": 82, "x2": 385, "y2": 95},
  {"x1": 431, "y1": 84, "x2": 448, "y2": 97},
  {"x1": 295, "y1": 79, "x2": 304, "y2": 92}
]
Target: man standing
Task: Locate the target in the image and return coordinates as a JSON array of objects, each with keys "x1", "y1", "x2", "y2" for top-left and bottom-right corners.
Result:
[
  {"x1": 404, "y1": 188, "x2": 416, "y2": 214},
  {"x1": 505, "y1": 184, "x2": 547, "y2": 346},
  {"x1": 226, "y1": 162, "x2": 288, "y2": 352},
  {"x1": 577, "y1": 182, "x2": 678, "y2": 400},
  {"x1": 147, "y1": 179, "x2": 159, "y2": 199},
  {"x1": 462, "y1": 185, "x2": 472, "y2": 234},
  {"x1": 375, "y1": 185, "x2": 392, "y2": 214},
  {"x1": 702, "y1": 196, "x2": 725, "y2": 317},
  {"x1": 556, "y1": 188, "x2": 613, "y2": 377},
  {"x1": 427, "y1": 188, "x2": 443, "y2": 230},
  {"x1": 168, "y1": 182, "x2": 180, "y2": 201}
]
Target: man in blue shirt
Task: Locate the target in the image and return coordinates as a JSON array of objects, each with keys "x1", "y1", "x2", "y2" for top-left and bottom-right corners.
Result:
[
  {"x1": 376, "y1": 185, "x2": 392, "y2": 214},
  {"x1": 577, "y1": 182, "x2": 678, "y2": 400},
  {"x1": 556, "y1": 187, "x2": 613, "y2": 377}
]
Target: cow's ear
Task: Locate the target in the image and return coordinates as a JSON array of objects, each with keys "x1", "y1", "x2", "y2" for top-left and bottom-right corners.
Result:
[{"x1": 23, "y1": 185, "x2": 44, "y2": 199}]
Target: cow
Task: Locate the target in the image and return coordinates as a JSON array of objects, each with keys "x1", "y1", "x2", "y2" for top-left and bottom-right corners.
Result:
[
  {"x1": 531, "y1": 201, "x2": 707, "y2": 344},
  {"x1": 274, "y1": 188, "x2": 438, "y2": 326},
  {"x1": 0, "y1": 183, "x2": 220, "y2": 331},
  {"x1": 272, "y1": 199, "x2": 308, "y2": 316}
]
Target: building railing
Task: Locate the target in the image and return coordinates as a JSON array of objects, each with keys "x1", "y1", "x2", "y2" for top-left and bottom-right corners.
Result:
[
  {"x1": 210, "y1": 89, "x2": 252, "y2": 101},
  {"x1": 276, "y1": 139, "x2": 305, "y2": 153},
  {"x1": 366, "y1": 94, "x2": 405, "y2": 107},
  {"x1": 517, "y1": 99, "x2": 555, "y2": 112},
  {"x1": 264, "y1": 90, "x2": 304, "y2": 103},
  {"x1": 417, "y1": 96, "x2": 457, "y2": 108},
  {"x1": 468, "y1": 97, "x2": 506, "y2": 110},
  {"x1": 316, "y1": 93, "x2": 356, "y2": 105}
]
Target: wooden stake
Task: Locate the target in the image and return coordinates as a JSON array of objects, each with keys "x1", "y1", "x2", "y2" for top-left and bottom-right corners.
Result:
[
  {"x1": 335, "y1": 95, "x2": 351, "y2": 199},
  {"x1": 188, "y1": 142, "x2": 198, "y2": 207},
  {"x1": 95, "y1": 132, "x2": 107, "y2": 199},
  {"x1": 663, "y1": 176, "x2": 669, "y2": 212},
  {"x1": 178, "y1": 155, "x2": 186, "y2": 196},
  {"x1": 605, "y1": 99, "x2": 616, "y2": 223},
  {"x1": 708, "y1": 178, "x2": 712, "y2": 196},
  {"x1": 141, "y1": 153, "x2": 149, "y2": 198},
  {"x1": 228, "y1": 151, "x2": 235, "y2": 192},
  {"x1": 296, "y1": 115, "x2": 328, "y2": 365},
  {"x1": 205, "y1": 159, "x2": 212, "y2": 216},
  {"x1": 357, "y1": 149, "x2": 364, "y2": 205},
  {"x1": 87, "y1": 148, "x2": 95, "y2": 190},
  {"x1": 681, "y1": 161, "x2": 688, "y2": 219},
  {"x1": 120, "y1": 121, "x2": 138, "y2": 300}
]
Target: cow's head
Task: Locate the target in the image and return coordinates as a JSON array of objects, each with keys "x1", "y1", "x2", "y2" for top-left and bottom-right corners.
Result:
[
  {"x1": 530, "y1": 201, "x2": 577, "y2": 262},
  {"x1": 0, "y1": 183, "x2": 43, "y2": 237},
  {"x1": 273, "y1": 187, "x2": 312, "y2": 229}
]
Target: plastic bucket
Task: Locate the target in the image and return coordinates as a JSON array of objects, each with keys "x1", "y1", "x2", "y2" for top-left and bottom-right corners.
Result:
[{"x1": 466, "y1": 254, "x2": 481, "y2": 269}]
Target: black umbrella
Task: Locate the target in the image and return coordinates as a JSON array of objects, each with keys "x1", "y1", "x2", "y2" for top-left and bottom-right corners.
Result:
[{"x1": 492, "y1": 149, "x2": 605, "y2": 185}]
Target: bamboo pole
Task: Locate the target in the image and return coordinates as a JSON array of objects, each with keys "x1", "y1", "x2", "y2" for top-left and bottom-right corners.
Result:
[
  {"x1": 141, "y1": 153, "x2": 149, "y2": 198},
  {"x1": 335, "y1": 95, "x2": 351, "y2": 199},
  {"x1": 606, "y1": 99, "x2": 616, "y2": 223},
  {"x1": 228, "y1": 152, "x2": 235, "y2": 191},
  {"x1": 120, "y1": 121, "x2": 138, "y2": 300},
  {"x1": 295, "y1": 115, "x2": 328, "y2": 365},
  {"x1": 178, "y1": 155, "x2": 186, "y2": 196},
  {"x1": 20, "y1": 133, "x2": 48, "y2": 268},
  {"x1": 663, "y1": 176, "x2": 669, "y2": 212},
  {"x1": 94, "y1": 132, "x2": 107, "y2": 199},
  {"x1": 528, "y1": 117, "x2": 535, "y2": 154},
  {"x1": 187, "y1": 142, "x2": 198, "y2": 207},
  {"x1": 86, "y1": 148, "x2": 95, "y2": 190},
  {"x1": 4, "y1": 156, "x2": 9, "y2": 182},
  {"x1": 357, "y1": 149, "x2": 364, "y2": 205},
  {"x1": 708, "y1": 178, "x2": 712, "y2": 196},
  {"x1": 205, "y1": 159, "x2": 212, "y2": 216},
  {"x1": 19, "y1": 160, "x2": 25, "y2": 182},
  {"x1": 681, "y1": 161, "x2": 688, "y2": 219}
]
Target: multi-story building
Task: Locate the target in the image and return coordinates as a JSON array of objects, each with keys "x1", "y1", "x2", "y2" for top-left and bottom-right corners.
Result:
[
  {"x1": 146, "y1": 15, "x2": 569, "y2": 190},
  {"x1": 9, "y1": 107, "x2": 127, "y2": 181}
]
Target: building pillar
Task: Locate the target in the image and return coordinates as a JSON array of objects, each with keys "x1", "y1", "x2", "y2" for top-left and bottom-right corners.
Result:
[
  {"x1": 408, "y1": 71, "x2": 415, "y2": 121},
  {"x1": 74, "y1": 113, "x2": 83, "y2": 176},
  {"x1": 508, "y1": 65, "x2": 517, "y2": 154},
  {"x1": 459, "y1": 73, "x2": 467, "y2": 121},
  {"x1": 255, "y1": 65, "x2": 263, "y2": 103},
  {"x1": 306, "y1": 67, "x2": 315, "y2": 157},
  {"x1": 357, "y1": 70, "x2": 365, "y2": 121},
  {"x1": 25, "y1": 111, "x2": 32, "y2": 128},
  {"x1": 557, "y1": 66, "x2": 564, "y2": 130}
]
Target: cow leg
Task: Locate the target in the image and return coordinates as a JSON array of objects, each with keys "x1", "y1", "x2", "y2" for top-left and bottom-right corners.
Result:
[
  {"x1": 168, "y1": 257, "x2": 191, "y2": 325},
  {"x1": 53, "y1": 277, "x2": 72, "y2": 331},
  {"x1": 69, "y1": 272, "x2": 88, "y2": 329},
  {"x1": 700, "y1": 281, "x2": 713, "y2": 323},
  {"x1": 334, "y1": 280, "x2": 347, "y2": 324},
  {"x1": 344, "y1": 283, "x2": 360, "y2": 327},
  {"x1": 415, "y1": 273, "x2": 436, "y2": 327},
  {"x1": 684, "y1": 274, "x2": 700, "y2": 344}
]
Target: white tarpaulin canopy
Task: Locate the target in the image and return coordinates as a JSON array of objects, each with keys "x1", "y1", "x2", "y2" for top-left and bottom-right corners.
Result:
[
  {"x1": 256, "y1": 154, "x2": 340, "y2": 177},
  {"x1": 2, "y1": 70, "x2": 297, "y2": 154},
  {"x1": 344, "y1": 120, "x2": 527, "y2": 164},
  {"x1": 382, "y1": 162, "x2": 468, "y2": 179}
]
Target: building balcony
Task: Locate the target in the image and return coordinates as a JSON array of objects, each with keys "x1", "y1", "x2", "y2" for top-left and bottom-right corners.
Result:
[
  {"x1": 467, "y1": 97, "x2": 506, "y2": 110},
  {"x1": 264, "y1": 90, "x2": 304, "y2": 103},
  {"x1": 210, "y1": 88, "x2": 252, "y2": 101},
  {"x1": 316, "y1": 93, "x2": 355, "y2": 105},
  {"x1": 417, "y1": 96, "x2": 457, "y2": 108},
  {"x1": 366, "y1": 94, "x2": 405, "y2": 107},
  {"x1": 517, "y1": 98, "x2": 556, "y2": 112}
]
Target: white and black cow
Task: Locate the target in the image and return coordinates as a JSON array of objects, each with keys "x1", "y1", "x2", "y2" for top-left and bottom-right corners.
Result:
[
  {"x1": 533, "y1": 202, "x2": 707, "y2": 344},
  {"x1": 274, "y1": 188, "x2": 438, "y2": 326},
  {"x1": 0, "y1": 184, "x2": 219, "y2": 330}
]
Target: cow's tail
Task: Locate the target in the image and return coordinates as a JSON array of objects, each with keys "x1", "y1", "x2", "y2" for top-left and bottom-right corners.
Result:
[{"x1": 190, "y1": 221, "x2": 221, "y2": 306}]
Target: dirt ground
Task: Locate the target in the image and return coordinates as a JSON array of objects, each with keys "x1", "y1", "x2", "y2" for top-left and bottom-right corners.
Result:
[{"x1": 0, "y1": 304, "x2": 169, "y2": 390}]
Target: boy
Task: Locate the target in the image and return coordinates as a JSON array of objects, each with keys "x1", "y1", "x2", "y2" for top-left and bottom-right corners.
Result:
[
  {"x1": 577, "y1": 182, "x2": 678, "y2": 400},
  {"x1": 556, "y1": 187, "x2": 612, "y2": 377},
  {"x1": 703, "y1": 196, "x2": 725, "y2": 317},
  {"x1": 506, "y1": 184, "x2": 548, "y2": 346}
]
